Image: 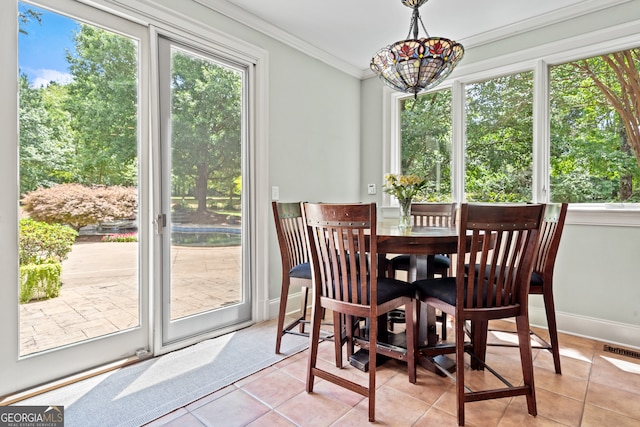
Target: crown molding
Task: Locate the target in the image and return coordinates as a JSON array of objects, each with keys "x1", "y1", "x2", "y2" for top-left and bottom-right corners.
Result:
[{"x1": 192, "y1": 0, "x2": 364, "y2": 79}]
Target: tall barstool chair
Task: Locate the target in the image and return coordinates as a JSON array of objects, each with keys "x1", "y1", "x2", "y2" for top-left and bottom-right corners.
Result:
[
  {"x1": 488, "y1": 203, "x2": 568, "y2": 374},
  {"x1": 304, "y1": 202, "x2": 416, "y2": 422},
  {"x1": 272, "y1": 201, "x2": 313, "y2": 354},
  {"x1": 414, "y1": 203, "x2": 544, "y2": 425}
]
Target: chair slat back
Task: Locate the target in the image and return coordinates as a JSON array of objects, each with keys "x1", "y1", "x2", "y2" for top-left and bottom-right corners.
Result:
[
  {"x1": 411, "y1": 202, "x2": 456, "y2": 227},
  {"x1": 458, "y1": 203, "x2": 544, "y2": 310},
  {"x1": 304, "y1": 203, "x2": 376, "y2": 307},
  {"x1": 273, "y1": 202, "x2": 309, "y2": 271},
  {"x1": 532, "y1": 203, "x2": 568, "y2": 277}
]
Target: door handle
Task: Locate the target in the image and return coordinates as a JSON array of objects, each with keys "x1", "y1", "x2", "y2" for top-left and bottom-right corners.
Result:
[{"x1": 156, "y1": 213, "x2": 166, "y2": 234}]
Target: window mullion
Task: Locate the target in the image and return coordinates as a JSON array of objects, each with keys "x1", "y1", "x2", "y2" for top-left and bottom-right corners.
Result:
[{"x1": 533, "y1": 60, "x2": 550, "y2": 203}]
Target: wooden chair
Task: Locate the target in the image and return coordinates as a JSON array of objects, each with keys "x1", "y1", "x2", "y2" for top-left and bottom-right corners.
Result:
[
  {"x1": 386, "y1": 202, "x2": 456, "y2": 339},
  {"x1": 488, "y1": 203, "x2": 568, "y2": 374},
  {"x1": 303, "y1": 202, "x2": 416, "y2": 422},
  {"x1": 272, "y1": 201, "x2": 313, "y2": 354},
  {"x1": 415, "y1": 203, "x2": 544, "y2": 426}
]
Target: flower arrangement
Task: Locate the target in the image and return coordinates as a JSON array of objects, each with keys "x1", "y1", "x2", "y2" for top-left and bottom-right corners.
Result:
[
  {"x1": 383, "y1": 173, "x2": 427, "y2": 201},
  {"x1": 383, "y1": 173, "x2": 427, "y2": 233}
]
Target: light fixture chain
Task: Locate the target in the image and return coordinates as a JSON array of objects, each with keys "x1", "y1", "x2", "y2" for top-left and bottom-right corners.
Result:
[{"x1": 417, "y1": 12, "x2": 430, "y2": 38}]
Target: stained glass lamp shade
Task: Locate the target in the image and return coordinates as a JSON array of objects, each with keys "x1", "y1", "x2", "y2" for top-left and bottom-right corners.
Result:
[{"x1": 370, "y1": 0, "x2": 464, "y2": 97}]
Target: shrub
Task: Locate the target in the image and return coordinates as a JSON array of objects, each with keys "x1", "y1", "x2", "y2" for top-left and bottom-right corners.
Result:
[
  {"x1": 19, "y1": 218, "x2": 78, "y2": 265},
  {"x1": 19, "y1": 262, "x2": 62, "y2": 303},
  {"x1": 21, "y1": 183, "x2": 137, "y2": 231}
]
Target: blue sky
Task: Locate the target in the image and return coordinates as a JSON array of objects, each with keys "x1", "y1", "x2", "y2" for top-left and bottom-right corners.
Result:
[{"x1": 19, "y1": 3, "x2": 78, "y2": 87}]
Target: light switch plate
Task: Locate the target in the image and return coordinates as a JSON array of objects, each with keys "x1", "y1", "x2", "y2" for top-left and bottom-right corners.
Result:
[{"x1": 367, "y1": 184, "x2": 376, "y2": 195}]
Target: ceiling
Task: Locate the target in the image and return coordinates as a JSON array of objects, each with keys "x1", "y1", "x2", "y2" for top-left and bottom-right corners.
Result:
[{"x1": 216, "y1": 0, "x2": 591, "y2": 73}]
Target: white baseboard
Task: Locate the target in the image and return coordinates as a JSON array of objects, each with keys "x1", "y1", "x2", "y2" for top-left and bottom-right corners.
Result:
[
  {"x1": 529, "y1": 306, "x2": 640, "y2": 350},
  {"x1": 268, "y1": 291, "x2": 309, "y2": 319},
  {"x1": 268, "y1": 296, "x2": 640, "y2": 350}
]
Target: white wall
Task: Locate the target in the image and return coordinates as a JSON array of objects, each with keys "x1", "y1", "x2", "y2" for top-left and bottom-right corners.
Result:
[{"x1": 360, "y1": 1, "x2": 640, "y2": 347}]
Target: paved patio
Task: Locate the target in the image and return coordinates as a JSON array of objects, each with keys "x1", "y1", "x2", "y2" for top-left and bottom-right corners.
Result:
[{"x1": 19, "y1": 240, "x2": 241, "y2": 355}]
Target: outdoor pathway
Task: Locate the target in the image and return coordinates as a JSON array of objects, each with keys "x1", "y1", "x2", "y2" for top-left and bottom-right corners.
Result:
[{"x1": 19, "y1": 241, "x2": 241, "y2": 355}]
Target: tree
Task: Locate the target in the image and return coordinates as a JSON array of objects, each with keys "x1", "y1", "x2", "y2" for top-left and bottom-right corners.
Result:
[
  {"x1": 171, "y1": 50, "x2": 242, "y2": 212},
  {"x1": 550, "y1": 50, "x2": 640, "y2": 202},
  {"x1": 568, "y1": 49, "x2": 640, "y2": 200},
  {"x1": 19, "y1": 75, "x2": 74, "y2": 194},
  {"x1": 465, "y1": 72, "x2": 534, "y2": 202},
  {"x1": 66, "y1": 24, "x2": 138, "y2": 186},
  {"x1": 400, "y1": 90, "x2": 452, "y2": 201},
  {"x1": 18, "y1": 6, "x2": 42, "y2": 35}
]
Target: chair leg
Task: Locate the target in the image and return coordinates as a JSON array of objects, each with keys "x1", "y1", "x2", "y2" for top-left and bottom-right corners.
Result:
[
  {"x1": 516, "y1": 314, "x2": 537, "y2": 417},
  {"x1": 333, "y1": 311, "x2": 344, "y2": 367},
  {"x1": 456, "y1": 314, "x2": 466, "y2": 426},
  {"x1": 275, "y1": 278, "x2": 291, "y2": 354},
  {"x1": 470, "y1": 320, "x2": 488, "y2": 370},
  {"x1": 368, "y1": 314, "x2": 377, "y2": 422},
  {"x1": 405, "y1": 300, "x2": 417, "y2": 384},
  {"x1": 543, "y1": 289, "x2": 562, "y2": 374},
  {"x1": 306, "y1": 301, "x2": 324, "y2": 393},
  {"x1": 299, "y1": 285, "x2": 309, "y2": 333}
]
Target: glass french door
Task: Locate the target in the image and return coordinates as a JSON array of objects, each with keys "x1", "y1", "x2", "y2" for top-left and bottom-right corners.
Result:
[
  {"x1": 156, "y1": 36, "x2": 252, "y2": 348},
  {"x1": 1, "y1": 0, "x2": 149, "y2": 397}
]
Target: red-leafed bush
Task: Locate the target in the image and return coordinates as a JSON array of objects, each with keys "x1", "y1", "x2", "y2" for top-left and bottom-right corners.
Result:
[{"x1": 22, "y1": 183, "x2": 137, "y2": 231}]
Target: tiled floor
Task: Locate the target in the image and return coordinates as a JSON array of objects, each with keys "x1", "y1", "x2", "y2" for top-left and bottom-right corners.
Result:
[{"x1": 145, "y1": 320, "x2": 640, "y2": 426}]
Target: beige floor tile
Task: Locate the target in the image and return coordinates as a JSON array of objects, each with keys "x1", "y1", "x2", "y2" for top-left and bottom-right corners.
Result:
[
  {"x1": 246, "y1": 410, "x2": 297, "y2": 426},
  {"x1": 588, "y1": 349, "x2": 640, "y2": 396},
  {"x1": 276, "y1": 389, "x2": 353, "y2": 426},
  {"x1": 190, "y1": 388, "x2": 270, "y2": 427},
  {"x1": 533, "y1": 365, "x2": 588, "y2": 401},
  {"x1": 509, "y1": 388, "x2": 583, "y2": 427},
  {"x1": 497, "y1": 404, "x2": 566, "y2": 427},
  {"x1": 412, "y1": 406, "x2": 460, "y2": 427},
  {"x1": 581, "y1": 403, "x2": 640, "y2": 427},
  {"x1": 585, "y1": 381, "x2": 640, "y2": 420},
  {"x1": 240, "y1": 369, "x2": 305, "y2": 408}
]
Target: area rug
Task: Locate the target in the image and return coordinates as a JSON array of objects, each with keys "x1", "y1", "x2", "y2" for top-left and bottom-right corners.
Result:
[{"x1": 19, "y1": 319, "x2": 309, "y2": 427}]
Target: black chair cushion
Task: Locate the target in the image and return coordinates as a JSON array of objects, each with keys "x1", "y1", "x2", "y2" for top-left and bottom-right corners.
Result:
[
  {"x1": 390, "y1": 254, "x2": 451, "y2": 271},
  {"x1": 377, "y1": 277, "x2": 416, "y2": 304},
  {"x1": 466, "y1": 264, "x2": 544, "y2": 288},
  {"x1": 415, "y1": 277, "x2": 497, "y2": 307},
  {"x1": 530, "y1": 271, "x2": 543, "y2": 288},
  {"x1": 289, "y1": 262, "x2": 312, "y2": 280}
]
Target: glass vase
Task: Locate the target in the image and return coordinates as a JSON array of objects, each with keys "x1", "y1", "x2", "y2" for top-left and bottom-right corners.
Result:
[{"x1": 398, "y1": 198, "x2": 412, "y2": 235}]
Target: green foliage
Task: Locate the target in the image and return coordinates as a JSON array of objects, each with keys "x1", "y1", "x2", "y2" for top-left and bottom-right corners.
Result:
[
  {"x1": 550, "y1": 52, "x2": 640, "y2": 203},
  {"x1": 19, "y1": 75, "x2": 74, "y2": 193},
  {"x1": 21, "y1": 184, "x2": 137, "y2": 231},
  {"x1": 400, "y1": 90, "x2": 452, "y2": 201},
  {"x1": 19, "y1": 218, "x2": 77, "y2": 265},
  {"x1": 19, "y1": 262, "x2": 62, "y2": 303},
  {"x1": 171, "y1": 50, "x2": 242, "y2": 211},
  {"x1": 465, "y1": 72, "x2": 534, "y2": 202},
  {"x1": 66, "y1": 24, "x2": 138, "y2": 186}
]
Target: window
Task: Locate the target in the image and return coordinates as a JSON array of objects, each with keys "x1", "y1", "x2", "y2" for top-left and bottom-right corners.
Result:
[
  {"x1": 399, "y1": 88, "x2": 452, "y2": 202},
  {"x1": 549, "y1": 48, "x2": 640, "y2": 203},
  {"x1": 465, "y1": 72, "x2": 533, "y2": 202},
  {"x1": 392, "y1": 50, "x2": 640, "y2": 211}
]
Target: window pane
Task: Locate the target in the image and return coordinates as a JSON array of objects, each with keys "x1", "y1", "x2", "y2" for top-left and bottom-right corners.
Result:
[
  {"x1": 465, "y1": 72, "x2": 533, "y2": 202},
  {"x1": 400, "y1": 89, "x2": 452, "y2": 201},
  {"x1": 168, "y1": 46, "x2": 243, "y2": 320},
  {"x1": 18, "y1": 4, "x2": 140, "y2": 355},
  {"x1": 549, "y1": 49, "x2": 640, "y2": 203}
]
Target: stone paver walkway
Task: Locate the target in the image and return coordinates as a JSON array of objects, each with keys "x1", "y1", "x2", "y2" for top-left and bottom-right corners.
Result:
[{"x1": 19, "y1": 241, "x2": 241, "y2": 355}]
